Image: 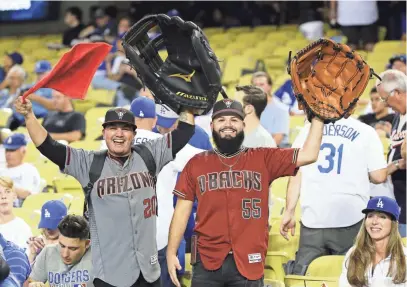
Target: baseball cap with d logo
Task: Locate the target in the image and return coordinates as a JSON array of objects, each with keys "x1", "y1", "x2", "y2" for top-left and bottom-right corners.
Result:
[{"x1": 362, "y1": 196, "x2": 401, "y2": 221}]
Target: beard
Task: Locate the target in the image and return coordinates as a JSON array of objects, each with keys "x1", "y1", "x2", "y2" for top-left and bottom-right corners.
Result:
[{"x1": 212, "y1": 129, "x2": 245, "y2": 155}]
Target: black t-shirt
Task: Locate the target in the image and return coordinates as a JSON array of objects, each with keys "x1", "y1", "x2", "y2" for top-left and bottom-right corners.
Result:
[
  {"x1": 388, "y1": 113, "x2": 406, "y2": 224},
  {"x1": 42, "y1": 111, "x2": 86, "y2": 139},
  {"x1": 62, "y1": 24, "x2": 85, "y2": 46},
  {"x1": 358, "y1": 113, "x2": 395, "y2": 128}
]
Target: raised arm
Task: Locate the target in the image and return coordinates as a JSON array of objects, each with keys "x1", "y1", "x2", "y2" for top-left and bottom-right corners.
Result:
[
  {"x1": 296, "y1": 117, "x2": 324, "y2": 167},
  {"x1": 169, "y1": 109, "x2": 196, "y2": 157},
  {"x1": 14, "y1": 97, "x2": 67, "y2": 170}
]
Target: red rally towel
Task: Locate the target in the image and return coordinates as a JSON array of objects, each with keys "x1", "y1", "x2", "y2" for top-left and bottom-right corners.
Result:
[{"x1": 22, "y1": 42, "x2": 112, "y2": 101}]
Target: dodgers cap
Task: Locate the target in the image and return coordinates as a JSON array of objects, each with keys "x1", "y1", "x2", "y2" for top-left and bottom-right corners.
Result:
[
  {"x1": 156, "y1": 104, "x2": 179, "y2": 128},
  {"x1": 362, "y1": 196, "x2": 401, "y2": 221},
  {"x1": 3, "y1": 133, "x2": 27, "y2": 150},
  {"x1": 35, "y1": 60, "x2": 52, "y2": 74},
  {"x1": 130, "y1": 97, "x2": 156, "y2": 119},
  {"x1": 38, "y1": 200, "x2": 68, "y2": 230}
]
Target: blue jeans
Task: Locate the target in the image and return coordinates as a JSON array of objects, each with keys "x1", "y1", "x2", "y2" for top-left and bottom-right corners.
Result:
[
  {"x1": 399, "y1": 224, "x2": 406, "y2": 237},
  {"x1": 158, "y1": 246, "x2": 175, "y2": 287},
  {"x1": 92, "y1": 74, "x2": 120, "y2": 90}
]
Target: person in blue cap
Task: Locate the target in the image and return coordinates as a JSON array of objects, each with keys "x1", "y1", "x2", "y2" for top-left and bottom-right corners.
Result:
[
  {"x1": 27, "y1": 200, "x2": 68, "y2": 264},
  {"x1": 1, "y1": 133, "x2": 41, "y2": 208},
  {"x1": 339, "y1": 196, "x2": 407, "y2": 286},
  {"x1": 388, "y1": 54, "x2": 406, "y2": 75}
]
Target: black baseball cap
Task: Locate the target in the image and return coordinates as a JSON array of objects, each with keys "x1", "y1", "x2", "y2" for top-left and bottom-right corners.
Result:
[
  {"x1": 212, "y1": 99, "x2": 245, "y2": 120},
  {"x1": 102, "y1": 108, "x2": 137, "y2": 130}
]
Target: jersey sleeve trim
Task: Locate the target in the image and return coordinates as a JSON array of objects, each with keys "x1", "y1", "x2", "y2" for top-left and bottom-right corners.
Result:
[
  {"x1": 66, "y1": 147, "x2": 71, "y2": 165},
  {"x1": 292, "y1": 148, "x2": 299, "y2": 164},
  {"x1": 173, "y1": 189, "x2": 186, "y2": 199}
]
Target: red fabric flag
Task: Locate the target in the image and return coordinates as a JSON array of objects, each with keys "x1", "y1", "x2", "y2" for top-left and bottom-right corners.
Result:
[{"x1": 22, "y1": 42, "x2": 112, "y2": 101}]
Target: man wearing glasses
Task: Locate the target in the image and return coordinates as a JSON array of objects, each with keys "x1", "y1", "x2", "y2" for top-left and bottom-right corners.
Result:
[{"x1": 376, "y1": 69, "x2": 407, "y2": 236}]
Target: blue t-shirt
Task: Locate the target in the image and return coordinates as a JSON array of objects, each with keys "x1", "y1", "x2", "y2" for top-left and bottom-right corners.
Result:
[
  {"x1": 12, "y1": 86, "x2": 52, "y2": 124},
  {"x1": 260, "y1": 98, "x2": 290, "y2": 146},
  {"x1": 0, "y1": 234, "x2": 31, "y2": 287}
]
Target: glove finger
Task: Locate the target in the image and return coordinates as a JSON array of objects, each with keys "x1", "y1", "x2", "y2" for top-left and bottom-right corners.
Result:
[{"x1": 191, "y1": 30, "x2": 221, "y2": 87}]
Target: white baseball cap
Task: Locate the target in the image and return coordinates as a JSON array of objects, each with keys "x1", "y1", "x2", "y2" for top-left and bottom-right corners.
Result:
[{"x1": 155, "y1": 104, "x2": 179, "y2": 128}]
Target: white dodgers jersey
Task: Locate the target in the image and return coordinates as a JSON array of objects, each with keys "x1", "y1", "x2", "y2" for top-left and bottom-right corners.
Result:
[{"x1": 292, "y1": 117, "x2": 387, "y2": 228}]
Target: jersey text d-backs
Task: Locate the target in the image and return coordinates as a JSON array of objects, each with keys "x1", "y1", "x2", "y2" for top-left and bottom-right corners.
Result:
[{"x1": 173, "y1": 147, "x2": 299, "y2": 280}]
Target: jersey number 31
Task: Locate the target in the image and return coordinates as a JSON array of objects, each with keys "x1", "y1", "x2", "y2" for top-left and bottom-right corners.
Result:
[{"x1": 318, "y1": 143, "x2": 344, "y2": 174}]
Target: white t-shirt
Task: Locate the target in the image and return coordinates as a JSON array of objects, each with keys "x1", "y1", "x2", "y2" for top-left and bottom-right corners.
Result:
[
  {"x1": 337, "y1": 0, "x2": 378, "y2": 26},
  {"x1": 243, "y1": 124, "x2": 277, "y2": 148},
  {"x1": 100, "y1": 129, "x2": 162, "y2": 150},
  {"x1": 0, "y1": 217, "x2": 32, "y2": 250},
  {"x1": 293, "y1": 117, "x2": 387, "y2": 228},
  {"x1": 1, "y1": 163, "x2": 41, "y2": 207},
  {"x1": 194, "y1": 110, "x2": 212, "y2": 138},
  {"x1": 0, "y1": 146, "x2": 5, "y2": 173},
  {"x1": 339, "y1": 246, "x2": 407, "y2": 287}
]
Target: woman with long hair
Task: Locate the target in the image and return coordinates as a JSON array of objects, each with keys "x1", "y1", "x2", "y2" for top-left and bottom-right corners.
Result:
[{"x1": 339, "y1": 196, "x2": 407, "y2": 286}]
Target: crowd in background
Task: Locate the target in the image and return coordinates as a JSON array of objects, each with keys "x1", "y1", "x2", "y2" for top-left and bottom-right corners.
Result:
[{"x1": 0, "y1": 1, "x2": 406, "y2": 286}]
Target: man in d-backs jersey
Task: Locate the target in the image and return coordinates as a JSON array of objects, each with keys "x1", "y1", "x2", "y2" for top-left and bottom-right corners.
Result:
[
  {"x1": 280, "y1": 116, "x2": 388, "y2": 275},
  {"x1": 166, "y1": 91, "x2": 325, "y2": 287},
  {"x1": 376, "y1": 69, "x2": 407, "y2": 236}
]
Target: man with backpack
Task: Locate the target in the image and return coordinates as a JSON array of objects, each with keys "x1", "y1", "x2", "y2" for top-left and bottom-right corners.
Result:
[{"x1": 14, "y1": 97, "x2": 196, "y2": 287}]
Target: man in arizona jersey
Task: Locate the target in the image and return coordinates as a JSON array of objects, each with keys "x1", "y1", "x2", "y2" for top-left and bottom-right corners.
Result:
[
  {"x1": 376, "y1": 69, "x2": 407, "y2": 235},
  {"x1": 166, "y1": 90, "x2": 325, "y2": 287},
  {"x1": 281, "y1": 116, "x2": 388, "y2": 275}
]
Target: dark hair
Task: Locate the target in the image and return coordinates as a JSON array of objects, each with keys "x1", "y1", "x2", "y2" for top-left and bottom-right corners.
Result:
[
  {"x1": 58, "y1": 215, "x2": 89, "y2": 240},
  {"x1": 237, "y1": 85, "x2": 268, "y2": 119},
  {"x1": 66, "y1": 6, "x2": 83, "y2": 22},
  {"x1": 251, "y1": 71, "x2": 273, "y2": 87},
  {"x1": 370, "y1": 87, "x2": 377, "y2": 94}
]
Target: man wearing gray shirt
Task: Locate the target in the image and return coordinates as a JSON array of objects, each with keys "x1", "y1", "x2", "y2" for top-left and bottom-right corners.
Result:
[
  {"x1": 15, "y1": 97, "x2": 196, "y2": 287},
  {"x1": 28, "y1": 215, "x2": 92, "y2": 287},
  {"x1": 239, "y1": 85, "x2": 277, "y2": 148}
]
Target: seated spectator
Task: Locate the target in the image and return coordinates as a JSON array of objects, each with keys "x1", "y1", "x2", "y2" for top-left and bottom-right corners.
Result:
[
  {"x1": 79, "y1": 7, "x2": 116, "y2": 44},
  {"x1": 251, "y1": 71, "x2": 290, "y2": 147},
  {"x1": 10, "y1": 61, "x2": 53, "y2": 128},
  {"x1": 0, "y1": 176, "x2": 32, "y2": 249},
  {"x1": 359, "y1": 87, "x2": 395, "y2": 128},
  {"x1": 0, "y1": 232, "x2": 31, "y2": 287},
  {"x1": 0, "y1": 52, "x2": 24, "y2": 89},
  {"x1": 0, "y1": 65, "x2": 26, "y2": 110},
  {"x1": 1, "y1": 134, "x2": 41, "y2": 207},
  {"x1": 339, "y1": 196, "x2": 406, "y2": 286},
  {"x1": 28, "y1": 215, "x2": 92, "y2": 287},
  {"x1": 42, "y1": 91, "x2": 86, "y2": 143},
  {"x1": 388, "y1": 54, "x2": 406, "y2": 74},
  {"x1": 27, "y1": 200, "x2": 67, "y2": 264},
  {"x1": 238, "y1": 85, "x2": 276, "y2": 148},
  {"x1": 62, "y1": 7, "x2": 85, "y2": 47}
]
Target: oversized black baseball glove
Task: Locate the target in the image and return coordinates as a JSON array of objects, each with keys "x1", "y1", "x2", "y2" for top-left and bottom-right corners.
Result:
[
  {"x1": 288, "y1": 38, "x2": 380, "y2": 123},
  {"x1": 122, "y1": 14, "x2": 226, "y2": 115}
]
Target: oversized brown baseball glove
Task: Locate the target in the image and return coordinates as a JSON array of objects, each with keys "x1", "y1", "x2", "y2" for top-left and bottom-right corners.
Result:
[{"x1": 288, "y1": 38, "x2": 380, "y2": 123}]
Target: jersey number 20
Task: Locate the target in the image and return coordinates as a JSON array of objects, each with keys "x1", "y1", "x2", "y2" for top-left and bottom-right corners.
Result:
[
  {"x1": 318, "y1": 143, "x2": 344, "y2": 174},
  {"x1": 242, "y1": 198, "x2": 261, "y2": 219},
  {"x1": 144, "y1": 196, "x2": 157, "y2": 218}
]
